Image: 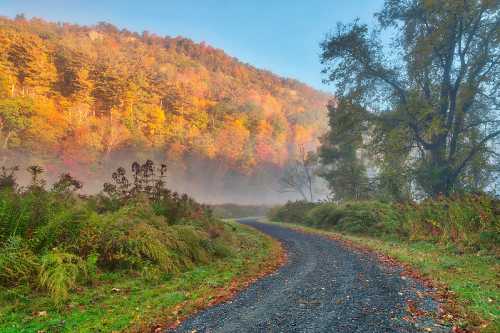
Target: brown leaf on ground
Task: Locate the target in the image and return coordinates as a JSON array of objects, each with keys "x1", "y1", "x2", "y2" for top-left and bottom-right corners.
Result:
[
  {"x1": 132, "y1": 237, "x2": 287, "y2": 333},
  {"x1": 289, "y1": 226, "x2": 481, "y2": 332}
]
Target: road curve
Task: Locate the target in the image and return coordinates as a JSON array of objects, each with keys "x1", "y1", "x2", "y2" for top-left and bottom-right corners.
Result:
[{"x1": 170, "y1": 219, "x2": 445, "y2": 333}]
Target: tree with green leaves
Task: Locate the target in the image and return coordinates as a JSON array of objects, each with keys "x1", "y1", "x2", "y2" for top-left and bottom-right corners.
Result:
[
  {"x1": 0, "y1": 98, "x2": 33, "y2": 152},
  {"x1": 320, "y1": 0, "x2": 499, "y2": 197},
  {"x1": 318, "y1": 100, "x2": 372, "y2": 201}
]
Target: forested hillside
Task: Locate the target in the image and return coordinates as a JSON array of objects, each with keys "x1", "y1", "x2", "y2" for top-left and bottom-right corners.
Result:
[{"x1": 0, "y1": 15, "x2": 329, "y2": 200}]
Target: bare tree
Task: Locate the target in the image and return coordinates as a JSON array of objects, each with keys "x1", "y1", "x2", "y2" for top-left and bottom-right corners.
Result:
[{"x1": 279, "y1": 145, "x2": 318, "y2": 202}]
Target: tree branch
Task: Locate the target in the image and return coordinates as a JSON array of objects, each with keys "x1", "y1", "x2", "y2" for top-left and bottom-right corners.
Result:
[{"x1": 451, "y1": 129, "x2": 500, "y2": 180}]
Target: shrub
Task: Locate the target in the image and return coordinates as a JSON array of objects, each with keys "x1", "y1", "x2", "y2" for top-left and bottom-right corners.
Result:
[
  {"x1": 305, "y1": 203, "x2": 344, "y2": 227},
  {"x1": 0, "y1": 162, "x2": 250, "y2": 306},
  {"x1": 32, "y1": 205, "x2": 91, "y2": 252},
  {"x1": 270, "y1": 194, "x2": 499, "y2": 252},
  {"x1": 336, "y1": 201, "x2": 403, "y2": 236},
  {"x1": 96, "y1": 206, "x2": 177, "y2": 272},
  {"x1": 95, "y1": 201, "x2": 219, "y2": 273},
  {"x1": 268, "y1": 200, "x2": 318, "y2": 224},
  {"x1": 0, "y1": 236, "x2": 39, "y2": 286},
  {"x1": 0, "y1": 166, "x2": 18, "y2": 190},
  {"x1": 0, "y1": 188, "x2": 41, "y2": 242},
  {"x1": 38, "y1": 250, "x2": 87, "y2": 304},
  {"x1": 399, "y1": 194, "x2": 499, "y2": 251},
  {"x1": 171, "y1": 225, "x2": 211, "y2": 265}
]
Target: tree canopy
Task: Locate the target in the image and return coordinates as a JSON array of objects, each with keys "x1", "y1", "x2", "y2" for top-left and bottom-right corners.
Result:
[
  {"x1": 320, "y1": 0, "x2": 499, "y2": 199},
  {"x1": 0, "y1": 16, "x2": 329, "y2": 181}
]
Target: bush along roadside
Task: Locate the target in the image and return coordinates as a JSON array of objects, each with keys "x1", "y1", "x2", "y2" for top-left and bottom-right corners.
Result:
[
  {"x1": 268, "y1": 196, "x2": 499, "y2": 332},
  {"x1": 211, "y1": 204, "x2": 271, "y2": 219},
  {"x1": 0, "y1": 162, "x2": 284, "y2": 332}
]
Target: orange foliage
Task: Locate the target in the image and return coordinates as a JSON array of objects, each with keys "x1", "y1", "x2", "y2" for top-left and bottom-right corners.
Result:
[{"x1": 0, "y1": 16, "x2": 330, "y2": 175}]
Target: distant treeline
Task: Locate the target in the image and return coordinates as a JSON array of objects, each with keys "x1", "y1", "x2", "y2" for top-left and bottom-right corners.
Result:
[{"x1": 211, "y1": 203, "x2": 271, "y2": 219}]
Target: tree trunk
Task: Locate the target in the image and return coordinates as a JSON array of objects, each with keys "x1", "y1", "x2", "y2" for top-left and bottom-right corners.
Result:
[
  {"x1": 1, "y1": 131, "x2": 12, "y2": 165},
  {"x1": 2, "y1": 131, "x2": 12, "y2": 150},
  {"x1": 428, "y1": 142, "x2": 452, "y2": 197}
]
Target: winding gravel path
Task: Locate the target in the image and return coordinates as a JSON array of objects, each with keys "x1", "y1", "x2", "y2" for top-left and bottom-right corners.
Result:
[{"x1": 171, "y1": 219, "x2": 445, "y2": 333}]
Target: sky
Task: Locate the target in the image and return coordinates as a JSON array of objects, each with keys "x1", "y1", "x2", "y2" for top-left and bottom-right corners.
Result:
[{"x1": 0, "y1": 0, "x2": 384, "y2": 92}]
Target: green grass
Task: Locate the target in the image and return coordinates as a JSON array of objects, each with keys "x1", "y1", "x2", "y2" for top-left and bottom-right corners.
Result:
[
  {"x1": 0, "y1": 221, "x2": 280, "y2": 332},
  {"x1": 263, "y1": 220, "x2": 499, "y2": 333}
]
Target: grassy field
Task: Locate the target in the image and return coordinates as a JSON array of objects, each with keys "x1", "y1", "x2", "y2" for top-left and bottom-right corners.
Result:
[
  {"x1": 262, "y1": 220, "x2": 499, "y2": 333},
  {"x1": 0, "y1": 221, "x2": 282, "y2": 332}
]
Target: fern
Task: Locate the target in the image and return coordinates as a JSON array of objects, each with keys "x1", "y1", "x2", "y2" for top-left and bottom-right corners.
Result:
[
  {"x1": 0, "y1": 190, "x2": 32, "y2": 241},
  {"x1": 38, "y1": 250, "x2": 87, "y2": 304},
  {"x1": 172, "y1": 225, "x2": 210, "y2": 264},
  {"x1": 0, "y1": 236, "x2": 39, "y2": 286},
  {"x1": 33, "y1": 207, "x2": 89, "y2": 252},
  {"x1": 0, "y1": 162, "x2": 240, "y2": 304}
]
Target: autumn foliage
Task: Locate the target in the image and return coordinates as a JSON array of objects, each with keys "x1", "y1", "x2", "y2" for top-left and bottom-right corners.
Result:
[{"x1": 0, "y1": 16, "x2": 329, "y2": 177}]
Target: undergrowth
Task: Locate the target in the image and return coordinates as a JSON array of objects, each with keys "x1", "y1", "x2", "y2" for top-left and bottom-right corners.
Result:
[
  {"x1": 0, "y1": 221, "x2": 278, "y2": 332},
  {"x1": 0, "y1": 161, "x2": 241, "y2": 305},
  {"x1": 269, "y1": 195, "x2": 499, "y2": 253}
]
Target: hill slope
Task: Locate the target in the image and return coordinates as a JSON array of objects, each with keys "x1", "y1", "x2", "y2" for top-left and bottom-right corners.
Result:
[{"x1": 0, "y1": 16, "x2": 329, "y2": 201}]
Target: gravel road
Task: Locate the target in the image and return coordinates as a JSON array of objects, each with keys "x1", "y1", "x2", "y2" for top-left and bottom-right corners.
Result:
[{"x1": 170, "y1": 218, "x2": 446, "y2": 333}]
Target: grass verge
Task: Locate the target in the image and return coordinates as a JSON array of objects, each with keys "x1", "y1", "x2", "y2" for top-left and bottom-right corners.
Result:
[
  {"x1": 262, "y1": 219, "x2": 499, "y2": 333},
  {"x1": 0, "y1": 221, "x2": 284, "y2": 333}
]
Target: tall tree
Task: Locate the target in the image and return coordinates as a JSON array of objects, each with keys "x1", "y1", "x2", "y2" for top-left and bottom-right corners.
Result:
[
  {"x1": 320, "y1": 0, "x2": 500, "y2": 197},
  {"x1": 0, "y1": 98, "x2": 33, "y2": 164},
  {"x1": 54, "y1": 47, "x2": 93, "y2": 102},
  {"x1": 318, "y1": 100, "x2": 372, "y2": 201},
  {"x1": 7, "y1": 34, "x2": 57, "y2": 96}
]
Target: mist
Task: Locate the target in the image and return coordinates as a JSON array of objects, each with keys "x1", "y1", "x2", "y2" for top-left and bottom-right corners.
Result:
[{"x1": 3, "y1": 150, "x2": 316, "y2": 205}]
